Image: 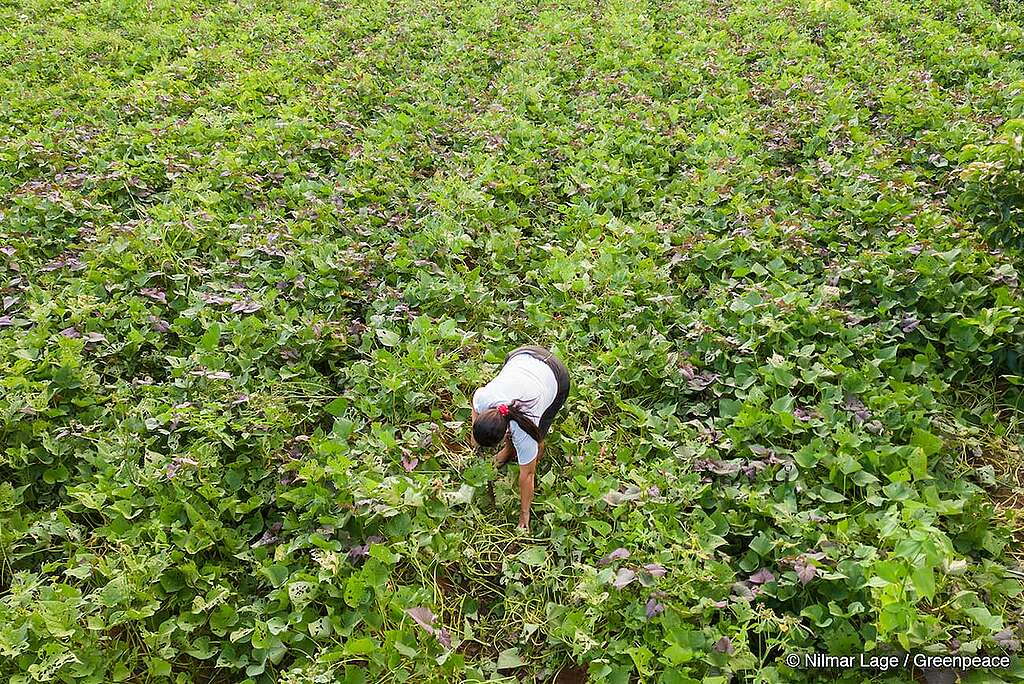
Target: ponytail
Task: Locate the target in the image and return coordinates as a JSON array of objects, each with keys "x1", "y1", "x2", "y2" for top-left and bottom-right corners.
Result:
[{"x1": 504, "y1": 399, "x2": 543, "y2": 442}]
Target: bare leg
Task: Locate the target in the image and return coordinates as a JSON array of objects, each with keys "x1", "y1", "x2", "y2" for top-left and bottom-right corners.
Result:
[{"x1": 517, "y1": 440, "x2": 542, "y2": 530}]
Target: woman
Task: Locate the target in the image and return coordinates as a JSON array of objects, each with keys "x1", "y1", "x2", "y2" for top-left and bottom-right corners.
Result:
[{"x1": 471, "y1": 345, "x2": 570, "y2": 531}]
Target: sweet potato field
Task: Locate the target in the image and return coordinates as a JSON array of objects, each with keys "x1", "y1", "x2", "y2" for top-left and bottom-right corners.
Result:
[{"x1": 2, "y1": 0, "x2": 1024, "y2": 681}]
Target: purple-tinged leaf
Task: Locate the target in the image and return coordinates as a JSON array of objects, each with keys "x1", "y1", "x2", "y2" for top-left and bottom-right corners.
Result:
[
  {"x1": 141, "y1": 287, "x2": 167, "y2": 304},
  {"x1": 742, "y1": 460, "x2": 766, "y2": 477},
  {"x1": 40, "y1": 257, "x2": 65, "y2": 272},
  {"x1": 201, "y1": 293, "x2": 234, "y2": 306},
  {"x1": 85, "y1": 332, "x2": 107, "y2": 343},
  {"x1": 749, "y1": 568, "x2": 775, "y2": 585},
  {"x1": 149, "y1": 316, "x2": 171, "y2": 333},
  {"x1": 405, "y1": 606, "x2": 452, "y2": 648},
  {"x1": 612, "y1": 568, "x2": 636, "y2": 589},
  {"x1": 793, "y1": 407, "x2": 814, "y2": 421},
  {"x1": 795, "y1": 562, "x2": 816, "y2": 585},
  {"x1": 842, "y1": 395, "x2": 871, "y2": 423},
  {"x1": 899, "y1": 316, "x2": 920, "y2": 332},
  {"x1": 598, "y1": 548, "x2": 630, "y2": 566},
  {"x1": 406, "y1": 607, "x2": 436, "y2": 631},
  {"x1": 693, "y1": 458, "x2": 742, "y2": 476},
  {"x1": 231, "y1": 299, "x2": 262, "y2": 314},
  {"x1": 60, "y1": 326, "x2": 81, "y2": 338},
  {"x1": 994, "y1": 630, "x2": 1021, "y2": 652},
  {"x1": 680, "y1": 363, "x2": 719, "y2": 390},
  {"x1": 348, "y1": 544, "x2": 369, "y2": 561},
  {"x1": 645, "y1": 597, "x2": 665, "y2": 619},
  {"x1": 252, "y1": 529, "x2": 281, "y2": 548},
  {"x1": 401, "y1": 456, "x2": 419, "y2": 472},
  {"x1": 165, "y1": 456, "x2": 198, "y2": 480},
  {"x1": 713, "y1": 600, "x2": 728, "y2": 608},
  {"x1": 0, "y1": 246, "x2": 15, "y2": 257},
  {"x1": 436, "y1": 628, "x2": 452, "y2": 649},
  {"x1": 0, "y1": 316, "x2": 12, "y2": 328},
  {"x1": 643, "y1": 563, "x2": 667, "y2": 577},
  {"x1": 845, "y1": 312, "x2": 866, "y2": 326},
  {"x1": 714, "y1": 636, "x2": 735, "y2": 654}
]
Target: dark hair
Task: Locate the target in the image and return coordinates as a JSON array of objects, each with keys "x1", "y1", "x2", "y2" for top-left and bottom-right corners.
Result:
[{"x1": 473, "y1": 399, "x2": 542, "y2": 447}]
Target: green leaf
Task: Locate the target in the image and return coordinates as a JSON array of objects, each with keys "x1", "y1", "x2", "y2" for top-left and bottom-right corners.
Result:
[
  {"x1": 817, "y1": 487, "x2": 846, "y2": 503},
  {"x1": 344, "y1": 575, "x2": 366, "y2": 607},
  {"x1": 517, "y1": 546, "x2": 547, "y2": 566},
  {"x1": 210, "y1": 605, "x2": 238, "y2": 635},
  {"x1": 749, "y1": 534, "x2": 772, "y2": 556},
  {"x1": 911, "y1": 565, "x2": 935, "y2": 600},
  {"x1": 266, "y1": 617, "x2": 289, "y2": 635},
  {"x1": 964, "y1": 605, "x2": 1003, "y2": 631},
  {"x1": 325, "y1": 397, "x2": 348, "y2": 417},
  {"x1": 345, "y1": 637, "x2": 376, "y2": 655},
  {"x1": 908, "y1": 447, "x2": 928, "y2": 480},
  {"x1": 199, "y1": 322, "x2": 221, "y2": 351},
  {"x1": 308, "y1": 617, "x2": 331, "y2": 638},
  {"x1": 148, "y1": 658, "x2": 172, "y2": 677},
  {"x1": 262, "y1": 564, "x2": 290, "y2": 588},
  {"x1": 288, "y1": 581, "x2": 315, "y2": 609},
  {"x1": 910, "y1": 429, "x2": 942, "y2": 456},
  {"x1": 496, "y1": 647, "x2": 524, "y2": 670},
  {"x1": 376, "y1": 328, "x2": 401, "y2": 347}
]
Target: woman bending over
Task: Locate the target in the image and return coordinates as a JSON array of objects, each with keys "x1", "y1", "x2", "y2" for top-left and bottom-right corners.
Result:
[{"x1": 471, "y1": 345, "x2": 570, "y2": 531}]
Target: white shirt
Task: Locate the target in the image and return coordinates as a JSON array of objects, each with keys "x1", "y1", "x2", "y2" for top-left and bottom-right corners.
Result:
[{"x1": 473, "y1": 353, "x2": 558, "y2": 465}]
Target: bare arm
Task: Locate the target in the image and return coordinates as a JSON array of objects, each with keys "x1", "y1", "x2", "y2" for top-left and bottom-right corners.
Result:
[
  {"x1": 470, "y1": 406, "x2": 478, "y2": 447},
  {"x1": 494, "y1": 432, "x2": 513, "y2": 467},
  {"x1": 517, "y1": 440, "x2": 543, "y2": 530}
]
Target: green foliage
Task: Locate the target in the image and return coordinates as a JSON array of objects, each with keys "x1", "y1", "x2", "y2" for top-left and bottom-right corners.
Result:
[
  {"x1": 1, "y1": 0, "x2": 1023, "y2": 682},
  {"x1": 959, "y1": 106, "x2": 1024, "y2": 247}
]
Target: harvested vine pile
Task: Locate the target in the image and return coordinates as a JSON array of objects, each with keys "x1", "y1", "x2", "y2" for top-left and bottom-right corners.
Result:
[{"x1": 1, "y1": 0, "x2": 1023, "y2": 681}]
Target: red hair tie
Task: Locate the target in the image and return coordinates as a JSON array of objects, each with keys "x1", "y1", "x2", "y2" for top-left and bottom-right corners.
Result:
[{"x1": 497, "y1": 404, "x2": 509, "y2": 416}]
